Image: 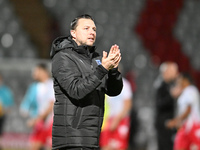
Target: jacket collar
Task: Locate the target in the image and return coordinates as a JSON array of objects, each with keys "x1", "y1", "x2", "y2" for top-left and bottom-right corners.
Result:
[
  {"x1": 68, "y1": 36, "x2": 96, "y2": 56},
  {"x1": 50, "y1": 36, "x2": 96, "y2": 58}
]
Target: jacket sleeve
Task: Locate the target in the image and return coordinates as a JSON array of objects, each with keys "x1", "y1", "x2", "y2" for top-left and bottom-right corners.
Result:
[
  {"x1": 52, "y1": 52, "x2": 108, "y2": 100},
  {"x1": 104, "y1": 68, "x2": 123, "y2": 96}
]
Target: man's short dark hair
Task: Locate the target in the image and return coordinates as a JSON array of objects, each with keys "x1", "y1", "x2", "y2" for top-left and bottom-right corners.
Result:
[
  {"x1": 36, "y1": 63, "x2": 49, "y2": 73},
  {"x1": 70, "y1": 14, "x2": 94, "y2": 30},
  {"x1": 181, "y1": 72, "x2": 194, "y2": 84}
]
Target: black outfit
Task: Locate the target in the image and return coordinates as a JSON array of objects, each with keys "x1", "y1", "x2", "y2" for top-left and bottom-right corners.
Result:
[
  {"x1": 50, "y1": 36, "x2": 123, "y2": 150},
  {"x1": 155, "y1": 81, "x2": 175, "y2": 150},
  {"x1": 0, "y1": 115, "x2": 5, "y2": 135}
]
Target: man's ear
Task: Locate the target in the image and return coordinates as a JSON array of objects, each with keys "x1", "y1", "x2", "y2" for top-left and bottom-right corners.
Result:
[{"x1": 70, "y1": 30, "x2": 76, "y2": 39}]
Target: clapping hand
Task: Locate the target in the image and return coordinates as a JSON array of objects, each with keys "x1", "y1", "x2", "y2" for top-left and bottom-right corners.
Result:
[{"x1": 101, "y1": 44, "x2": 121, "y2": 70}]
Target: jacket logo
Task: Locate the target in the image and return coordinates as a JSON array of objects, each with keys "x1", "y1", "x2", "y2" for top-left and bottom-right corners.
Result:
[{"x1": 95, "y1": 60, "x2": 101, "y2": 65}]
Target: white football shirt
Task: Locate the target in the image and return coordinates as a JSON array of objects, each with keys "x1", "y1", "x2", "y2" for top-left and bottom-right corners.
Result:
[
  {"x1": 36, "y1": 79, "x2": 55, "y2": 123},
  {"x1": 177, "y1": 85, "x2": 200, "y2": 130},
  {"x1": 107, "y1": 78, "x2": 132, "y2": 118}
]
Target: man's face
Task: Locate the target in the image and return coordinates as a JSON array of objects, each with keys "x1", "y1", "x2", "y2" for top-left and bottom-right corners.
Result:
[
  {"x1": 71, "y1": 18, "x2": 96, "y2": 46},
  {"x1": 32, "y1": 67, "x2": 46, "y2": 82},
  {"x1": 32, "y1": 67, "x2": 41, "y2": 81},
  {"x1": 163, "y1": 64, "x2": 178, "y2": 82}
]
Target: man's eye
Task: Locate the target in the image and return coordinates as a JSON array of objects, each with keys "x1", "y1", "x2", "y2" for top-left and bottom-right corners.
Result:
[{"x1": 84, "y1": 28, "x2": 88, "y2": 30}]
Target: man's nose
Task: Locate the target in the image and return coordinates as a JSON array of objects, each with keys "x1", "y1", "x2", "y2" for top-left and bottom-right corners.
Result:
[{"x1": 90, "y1": 29, "x2": 96, "y2": 35}]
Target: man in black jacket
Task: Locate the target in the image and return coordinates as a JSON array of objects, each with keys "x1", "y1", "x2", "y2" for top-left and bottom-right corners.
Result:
[
  {"x1": 154, "y1": 62, "x2": 178, "y2": 150},
  {"x1": 50, "y1": 14, "x2": 123, "y2": 150}
]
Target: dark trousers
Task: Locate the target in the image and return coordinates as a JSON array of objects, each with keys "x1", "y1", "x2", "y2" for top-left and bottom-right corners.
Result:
[
  {"x1": 0, "y1": 115, "x2": 5, "y2": 135},
  {"x1": 156, "y1": 127, "x2": 175, "y2": 150}
]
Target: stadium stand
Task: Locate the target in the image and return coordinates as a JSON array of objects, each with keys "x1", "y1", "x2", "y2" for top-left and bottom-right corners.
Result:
[
  {"x1": 0, "y1": 0, "x2": 37, "y2": 58},
  {"x1": 175, "y1": 0, "x2": 200, "y2": 71},
  {"x1": 136, "y1": 0, "x2": 200, "y2": 90}
]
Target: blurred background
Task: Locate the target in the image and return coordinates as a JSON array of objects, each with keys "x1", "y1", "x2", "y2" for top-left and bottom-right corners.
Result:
[{"x1": 0, "y1": 0, "x2": 200, "y2": 149}]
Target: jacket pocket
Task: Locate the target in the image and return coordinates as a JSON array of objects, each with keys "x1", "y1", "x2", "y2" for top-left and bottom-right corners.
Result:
[{"x1": 72, "y1": 107, "x2": 82, "y2": 128}]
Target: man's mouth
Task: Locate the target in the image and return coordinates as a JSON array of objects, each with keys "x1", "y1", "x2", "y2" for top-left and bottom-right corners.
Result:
[{"x1": 88, "y1": 38, "x2": 95, "y2": 41}]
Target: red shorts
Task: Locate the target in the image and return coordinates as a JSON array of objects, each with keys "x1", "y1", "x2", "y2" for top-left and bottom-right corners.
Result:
[
  {"x1": 29, "y1": 120, "x2": 53, "y2": 147},
  {"x1": 174, "y1": 123, "x2": 200, "y2": 150},
  {"x1": 99, "y1": 117, "x2": 130, "y2": 149}
]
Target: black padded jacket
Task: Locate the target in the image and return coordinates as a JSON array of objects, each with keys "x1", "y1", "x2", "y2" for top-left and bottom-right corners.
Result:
[{"x1": 50, "y1": 36, "x2": 123, "y2": 150}]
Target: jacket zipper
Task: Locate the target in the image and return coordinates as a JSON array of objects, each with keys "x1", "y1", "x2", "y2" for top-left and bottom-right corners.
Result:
[{"x1": 90, "y1": 58, "x2": 93, "y2": 70}]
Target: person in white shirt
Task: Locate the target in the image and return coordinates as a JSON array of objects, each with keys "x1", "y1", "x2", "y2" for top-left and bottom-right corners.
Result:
[
  {"x1": 100, "y1": 77, "x2": 132, "y2": 150},
  {"x1": 21, "y1": 63, "x2": 55, "y2": 150},
  {"x1": 167, "y1": 73, "x2": 200, "y2": 150}
]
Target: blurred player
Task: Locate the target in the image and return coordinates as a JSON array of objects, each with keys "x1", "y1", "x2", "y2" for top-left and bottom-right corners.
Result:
[
  {"x1": 167, "y1": 73, "x2": 200, "y2": 150},
  {"x1": 154, "y1": 62, "x2": 178, "y2": 150},
  {"x1": 100, "y1": 75, "x2": 132, "y2": 150},
  {"x1": 20, "y1": 63, "x2": 55, "y2": 150},
  {"x1": 0, "y1": 73, "x2": 14, "y2": 148}
]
